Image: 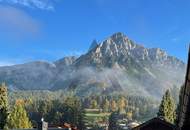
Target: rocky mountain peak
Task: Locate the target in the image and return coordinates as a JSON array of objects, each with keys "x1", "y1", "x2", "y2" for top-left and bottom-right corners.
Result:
[
  {"x1": 148, "y1": 48, "x2": 168, "y2": 60},
  {"x1": 108, "y1": 32, "x2": 130, "y2": 45},
  {"x1": 94, "y1": 32, "x2": 134, "y2": 56},
  {"x1": 75, "y1": 32, "x2": 185, "y2": 70},
  {"x1": 89, "y1": 40, "x2": 99, "y2": 51},
  {"x1": 0, "y1": 32, "x2": 185, "y2": 99},
  {"x1": 110, "y1": 32, "x2": 126, "y2": 40}
]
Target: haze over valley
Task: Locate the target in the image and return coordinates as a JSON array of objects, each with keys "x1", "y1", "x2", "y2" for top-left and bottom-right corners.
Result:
[{"x1": 0, "y1": 32, "x2": 186, "y2": 99}]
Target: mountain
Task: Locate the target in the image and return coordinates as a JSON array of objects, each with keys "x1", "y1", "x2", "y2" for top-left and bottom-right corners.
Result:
[
  {"x1": 0, "y1": 61, "x2": 56, "y2": 90},
  {"x1": 89, "y1": 40, "x2": 99, "y2": 51},
  {"x1": 0, "y1": 32, "x2": 186, "y2": 99}
]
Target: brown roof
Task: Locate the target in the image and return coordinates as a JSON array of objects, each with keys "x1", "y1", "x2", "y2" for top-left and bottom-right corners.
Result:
[{"x1": 132, "y1": 117, "x2": 179, "y2": 130}]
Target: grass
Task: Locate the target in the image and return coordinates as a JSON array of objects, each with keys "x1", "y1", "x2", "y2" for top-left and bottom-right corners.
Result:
[
  {"x1": 85, "y1": 108, "x2": 110, "y2": 117},
  {"x1": 84, "y1": 109, "x2": 111, "y2": 127},
  {"x1": 86, "y1": 113, "x2": 110, "y2": 117}
]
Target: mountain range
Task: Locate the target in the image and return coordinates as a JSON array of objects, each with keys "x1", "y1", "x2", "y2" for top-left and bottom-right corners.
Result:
[{"x1": 0, "y1": 32, "x2": 186, "y2": 99}]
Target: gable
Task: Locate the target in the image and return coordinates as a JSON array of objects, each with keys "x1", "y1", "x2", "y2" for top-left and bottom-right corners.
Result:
[{"x1": 133, "y1": 118, "x2": 178, "y2": 130}]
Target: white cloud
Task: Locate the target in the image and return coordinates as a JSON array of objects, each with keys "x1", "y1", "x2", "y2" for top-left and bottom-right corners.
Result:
[
  {"x1": 0, "y1": 61, "x2": 15, "y2": 66},
  {"x1": 0, "y1": 6, "x2": 40, "y2": 39},
  {"x1": 0, "y1": 0, "x2": 58, "y2": 10}
]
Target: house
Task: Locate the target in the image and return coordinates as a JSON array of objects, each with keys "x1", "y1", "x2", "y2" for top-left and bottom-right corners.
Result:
[
  {"x1": 132, "y1": 118, "x2": 179, "y2": 130},
  {"x1": 178, "y1": 47, "x2": 190, "y2": 130},
  {"x1": 127, "y1": 122, "x2": 139, "y2": 130},
  {"x1": 37, "y1": 121, "x2": 76, "y2": 130}
]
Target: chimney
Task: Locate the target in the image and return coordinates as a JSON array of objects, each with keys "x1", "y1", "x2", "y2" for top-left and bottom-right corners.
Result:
[{"x1": 38, "y1": 118, "x2": 48, "y2": 130}]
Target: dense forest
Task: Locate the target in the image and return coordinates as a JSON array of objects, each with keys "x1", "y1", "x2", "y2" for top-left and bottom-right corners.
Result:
[
  {"x1": 8, "y1": 90, "x2": 160, "y2": 121},
  {"x1": 0, "y1": 83, "x2": 180, "y2": 130}
]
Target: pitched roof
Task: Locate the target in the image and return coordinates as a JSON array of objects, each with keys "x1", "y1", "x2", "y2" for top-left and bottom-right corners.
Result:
[{"x1": 132, "y1": 117, "x2": 179, "y2": 130}]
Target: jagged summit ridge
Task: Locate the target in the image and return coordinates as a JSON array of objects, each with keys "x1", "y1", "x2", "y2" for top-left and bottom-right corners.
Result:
[
  {"x1": 0, "y1": 32, "x2": 186, "y2": 99},
  {"x1": 76, "y1": 32, "x2": 185, "y2": 70},
  {"x1": 89, "y1": 40, "x2": 99, "y2": 51}
]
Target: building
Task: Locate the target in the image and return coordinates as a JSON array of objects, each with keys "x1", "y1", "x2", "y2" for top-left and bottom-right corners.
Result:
[
  {"x1": 132, "y1": 118, "x2": 179, "y2": 130},
  {"x1": 178, "y1": 47, "x2": 190, "y2": 130},
  {"x1": 133, "y1": 47, "x2": 190, "y2": 130}
]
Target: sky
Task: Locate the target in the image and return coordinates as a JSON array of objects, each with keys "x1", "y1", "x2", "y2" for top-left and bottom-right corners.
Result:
[{"x1": 0, "y1": 0, "x2": 189, "y2": 66}]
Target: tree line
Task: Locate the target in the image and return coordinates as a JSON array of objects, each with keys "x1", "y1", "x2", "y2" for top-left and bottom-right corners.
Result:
[
  {"x1": 0, "y1": 83, "x2": 86, "y2": 130},
  {"x1": 108, "y1": 86, "x2": 181, "y2": 130}
]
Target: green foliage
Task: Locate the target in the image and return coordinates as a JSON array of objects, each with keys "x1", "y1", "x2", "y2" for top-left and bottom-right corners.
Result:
[
  {"x1": 176, "y1": 84, "x2": 184, "y2": 125},
  {"x1": 26, "y1": 96, "x2": 86, "y2": 130},
  {"x1": 63, "y1": 96, "x2": 86, "y2": 130},
  {"x1": 108, "y1": 112, "x2": 118, "y2": 130},
  {"x1": 8, "y1": 90, "x2": 159, "y2": 128},
  {"x1": 102, "y1": 98, "x2": 110, "y2": 112},
  {"x1": 170, "y1": 85, "x2": 180, "y2": 103},
  {"x1": 0, "y1": 83, "x2": 9, "y2": 129},
  {"x1": 8, "y1": 104, "x2": 32, "y2": 129},
  {"x1": 118, "y1": 97, "x2": 126, "y2": 114},
  {"x1": 90, "y1": 99, "x2": 98, "y2": 109},
  {"x1": 157, "y1": 89, "x2": 176, "y2": 124},
  {"x1": 110, "y1": 100, "x2": 117, "y2": 112}
]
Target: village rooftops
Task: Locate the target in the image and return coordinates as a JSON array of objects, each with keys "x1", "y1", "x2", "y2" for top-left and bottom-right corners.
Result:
[{"x1": 132, "y1": 117, "x2": 179, "y2": 130}]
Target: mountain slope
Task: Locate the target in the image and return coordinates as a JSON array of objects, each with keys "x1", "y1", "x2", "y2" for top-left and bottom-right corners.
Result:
[
  {"x1": 67, "y1": 32, "x2": 185, "y2": 98},
  {"x1": 0, "y1": 61, "x2": 56, "y2": 90},
  {"x1": 0, "y1": 32, "x2": 186, "y2": 99}
]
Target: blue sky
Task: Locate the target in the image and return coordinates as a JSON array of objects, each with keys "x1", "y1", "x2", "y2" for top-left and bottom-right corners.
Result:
[{"x1": 0, "y1": 0, "x2": 189, "y2": 65}]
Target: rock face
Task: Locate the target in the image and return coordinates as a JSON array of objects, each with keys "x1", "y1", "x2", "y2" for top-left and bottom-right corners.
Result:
[
  {"x1": 76, "y1": 32, "x2": 184, "y2": 69},
  {"x1": 0, "y1": 32, "x2": 186, "y2": 98},
  {"x1": 89, "y1": 40, "x2": 98, "y2": 51}
]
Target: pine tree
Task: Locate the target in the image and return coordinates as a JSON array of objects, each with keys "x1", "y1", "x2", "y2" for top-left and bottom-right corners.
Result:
[
  {"x1": 102, "y1": 98, "x2": 110, "y2": 112},
  {"x1": 111, "y1": 100, "x2": 117, "y2": 112},
  {"x1": 0, "y1": 83, "x2": 9, "y2": 129},
  {"x1": 157, "y1": 89, "x2": 176, "y2": 124},
  {"x1": 126, "y1": 111, "x2": 133, "y2": 120},
  {"x1": 90, "y1": 99, "x2": 98, "y2": 109},
  {"x1": 118, "y1": 97, "x2": 126, "y2": 114},
  {"x1": 8, "y1": 104, "x2": 32, "y2": 128},
  {"x1": 176, "y1": 84, "x2": 185, "y2": 125},
  {"x1": 64, "y1": 96, "x2": 86, "y2": 130},
  {"x1": 77, "y1": 107, "x2": 86, "y2": 130},
  {"x1": 108, "y1": 111, "x2": 118, "y2": 130}
]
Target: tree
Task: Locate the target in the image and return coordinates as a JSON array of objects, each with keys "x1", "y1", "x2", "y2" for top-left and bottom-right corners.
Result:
[
  {"x1": 118, "y1": 97, "x2": 126, "y2": 114},
  {"x1": 64, "y1": 96, "x2": 86, "y2": 130},
  {"x1": 126, "y1": 111, "x2": 133, "y2": 120},
  {"x1": 8, "y1": 104, "x2": 32, "y2": 129},
  {"x1": 170, "y1": 85, "x2": 180, "y2": 103},
  {"x1": 110, "y1": 100, "x2": 117, "y2": 112},
  {"x1": 38, "y1": 99, "x2": 52, "y2": 117},
  {"x1": 90, "y1": 99, "x2": 98, "y2": 109},
  {"x1": 176, "y1": 84, "x2": 184, "y2": 125},
  {"x1": 0, "y1": 83, "x2": 9, "y2": 129},
  {"x1": 102, "y1": 98, "x2": 110, "y2": 112},
  {"x1": 157, "y1": 89, "x2": 176, "y2": 124},
  {"x1": 108, "y1": 112, "x2": 118, "y2": 130}
]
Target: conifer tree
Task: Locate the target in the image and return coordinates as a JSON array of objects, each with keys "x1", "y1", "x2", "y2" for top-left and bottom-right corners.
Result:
[
  {"x1": 102, "y1": 98, "x2": 110, "y2": 112},
  {"x1": 157, "y1": 89, "x2": 176, "y2": 124},
  {"x1": 90, "y1": 99, "x2": 98, "y2": 109},
  {"x1": 111, "y1": 100, "x2": 117, "y2": 112},
  {"x1": 0, "y1": 83, "x2": 9, "y2": 129},
  {"x1": 118, "y1": 97, "x2": 126, "y2": 114},
  {"x1": 176, "y1": 84, "x2": 184, "y2": 125},
  {"x1": 108, "y1": 111, "x2": 118, "y2": 130},
  {"x1": 8, "y1": 104, "x2": 32, "y2": 128}
]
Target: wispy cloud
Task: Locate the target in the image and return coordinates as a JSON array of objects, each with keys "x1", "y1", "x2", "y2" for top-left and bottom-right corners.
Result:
[
  {"x1": 0, "y1": 0, "x2": 58, "y2": 10},
  {"x1": 0, "y1": 6, "x2": 40, "y2": 40},
  {"x1": 0, "y1": 61, "x2": 14, "y2": 66}
]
